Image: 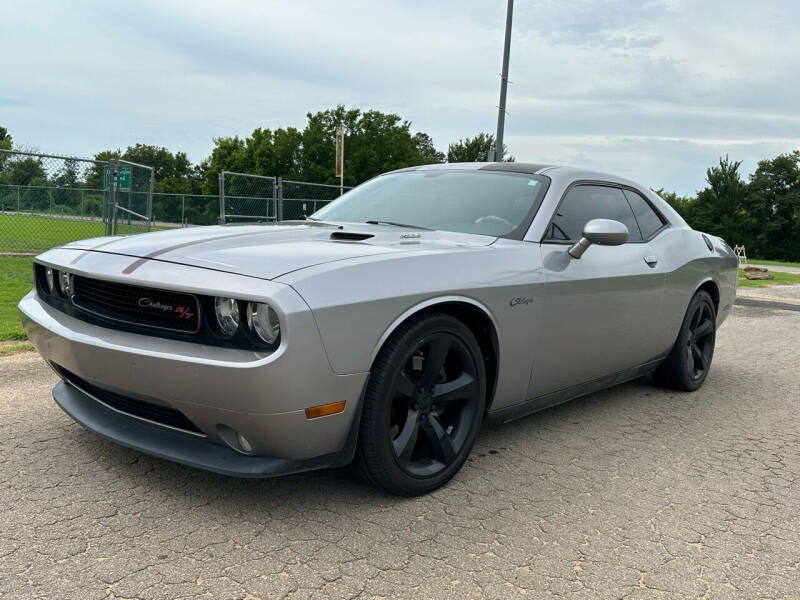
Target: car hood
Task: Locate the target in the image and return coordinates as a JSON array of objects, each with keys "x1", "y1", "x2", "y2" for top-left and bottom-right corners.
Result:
[{"x1": 60, "y1": 223, "x2": 496, "y2": 280}]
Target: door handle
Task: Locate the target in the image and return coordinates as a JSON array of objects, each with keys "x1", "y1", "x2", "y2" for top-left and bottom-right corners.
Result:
[{"x1": 644, "y1": 255, "x2": 658, "y2": 268}]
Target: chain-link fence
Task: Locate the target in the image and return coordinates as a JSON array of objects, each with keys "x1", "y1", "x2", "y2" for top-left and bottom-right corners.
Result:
[
  {"x1": 0, "y1": 149, "x2": 153, "y2": 254},
  {"x1": 219, "y1": 171, "x2": 276, "y2": 224},
  {"x1": 1, "y1": 148, "x2": 353, "y2": 253},
  {"x1": 152, "y1": 193, "x2": 220, "y2": 227},
  {"x1": 280, "y1": 179, "x2": 352, "y2": 220},
  {"x1": 111, "y1": 159, "x2": 153, "y2": 233},
  {"x1": 218, "y1": 173, "x2": 352, "y2": 224}
]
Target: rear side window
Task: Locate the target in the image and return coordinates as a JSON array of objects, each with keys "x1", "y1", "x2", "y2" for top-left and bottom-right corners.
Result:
[
  {"x1": 544, "y1": 185, "x2": 642, "y2": 242},
  {"x1": 623, "y1": 189, "x2": 665, "y2": 239}
]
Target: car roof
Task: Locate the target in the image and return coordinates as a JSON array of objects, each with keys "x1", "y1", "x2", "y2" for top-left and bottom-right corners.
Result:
[
  {"x1": 391, "y1": 162, "x2": 647, "y2": 189},
  {"x1": 390, "y1": 162, "x2": 554, "y2": 175}
]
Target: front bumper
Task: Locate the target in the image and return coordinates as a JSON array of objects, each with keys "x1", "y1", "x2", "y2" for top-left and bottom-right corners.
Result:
[
  {"x1": 53, "y1": 381, "x2": 348, "y2": 477},
  {"x1": 19, "y1": 254, "x2": 368, "y2": 468}
]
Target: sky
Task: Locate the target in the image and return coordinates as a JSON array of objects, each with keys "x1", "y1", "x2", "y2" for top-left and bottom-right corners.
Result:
[{"x1": 2, "y1": 0, "x2": 799, "y2": 195}]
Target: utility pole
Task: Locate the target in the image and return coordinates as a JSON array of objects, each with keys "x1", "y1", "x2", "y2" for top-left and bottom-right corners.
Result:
[
  {"x1": 494, "y1": 0, "x2": 514, "y2": 162},
  {"x1": 335, "y1": 126, "x2": 345, "y2": 196}
]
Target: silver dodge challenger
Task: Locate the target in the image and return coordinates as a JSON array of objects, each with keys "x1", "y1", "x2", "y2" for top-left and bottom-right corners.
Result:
[{"x1": 20, "y1": 162, "x2": 738, "y2": 495}]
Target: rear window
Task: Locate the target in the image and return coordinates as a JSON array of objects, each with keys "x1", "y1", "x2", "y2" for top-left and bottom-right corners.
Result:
[{"x1": 623, "y1": 189, "x2": 666, "y2": 239}]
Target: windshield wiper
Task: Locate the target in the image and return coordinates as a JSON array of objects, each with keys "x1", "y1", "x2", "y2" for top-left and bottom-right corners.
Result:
[{"x1": 364, "y1": 220, "x2": 432, "y2": 231}]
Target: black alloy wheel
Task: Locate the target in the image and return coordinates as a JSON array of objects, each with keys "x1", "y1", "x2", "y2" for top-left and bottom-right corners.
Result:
[
  {"x1": 354, "y1": 313, "x2": 486, "y2": 495},
  {"x1": 389, "y1": 331, "x2": 479, "y2": 477},
  {"x1": 686, "y1": 300, "x2": 715, "y2": 381},
  {"x1": 653, "y1": 290, "x2": 716, "y2": 391}
]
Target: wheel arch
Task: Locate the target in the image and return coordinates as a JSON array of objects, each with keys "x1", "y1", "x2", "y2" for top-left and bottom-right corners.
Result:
[
  {"x1": 694, "y1": 277, "x2": 720, "y2": 314},
  {"x1": 370, "y1": 296, "x2": 500, "y2": 411}
]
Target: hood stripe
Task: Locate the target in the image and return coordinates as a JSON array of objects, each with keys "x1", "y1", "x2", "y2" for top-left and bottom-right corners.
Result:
[{"x1": 120, "y1": 230, "x2": 290, "y2": 274}]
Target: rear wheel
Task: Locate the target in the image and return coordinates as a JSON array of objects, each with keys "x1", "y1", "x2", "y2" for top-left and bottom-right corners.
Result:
[
  {"x1": 354, "y1": 313, "x2": 485, "y2": 495},
  {"x1": 653, "y1": 290, "x2": 716, "y2": 391}
]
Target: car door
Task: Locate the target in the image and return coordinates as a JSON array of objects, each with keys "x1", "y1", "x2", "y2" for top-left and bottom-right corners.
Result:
[{"x1": 527, "y1": 183, "x2": 666, "y2": 399}]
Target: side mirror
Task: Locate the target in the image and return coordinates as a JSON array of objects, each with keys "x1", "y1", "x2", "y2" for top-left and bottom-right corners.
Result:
[{"x1": 568, "y1": 219, "x2": 629, "y2": 259}]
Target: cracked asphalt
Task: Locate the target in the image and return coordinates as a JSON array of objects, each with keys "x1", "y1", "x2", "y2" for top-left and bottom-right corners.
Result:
[{"x1": 2, "y1": 300, "x2": 799, "y2": 599}]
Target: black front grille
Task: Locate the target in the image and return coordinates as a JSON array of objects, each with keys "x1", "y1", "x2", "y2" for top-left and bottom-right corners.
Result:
[
  {"x1": 72, "y1": 276, "x2": 200, "y2": 333},
  {"x1": 53, "y1": 364, "x2": 203, "y2": 435}
]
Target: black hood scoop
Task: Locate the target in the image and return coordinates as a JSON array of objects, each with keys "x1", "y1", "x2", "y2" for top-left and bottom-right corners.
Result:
[{"x1": 330, "y1": 231, "x2": 375, "y2": 242}]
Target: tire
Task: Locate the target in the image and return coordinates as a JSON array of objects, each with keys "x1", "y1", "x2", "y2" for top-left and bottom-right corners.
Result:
[
  {"x1": 354, "y1": 312, "x2": 486, "y2": 495},
  {"x1": 652, "y1": 290, "x2": 716, "y2": 391}
]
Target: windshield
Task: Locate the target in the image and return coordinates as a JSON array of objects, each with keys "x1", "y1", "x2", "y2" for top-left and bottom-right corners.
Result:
[{"x1": 311, "y1": 170, "x2": 549, "y2": 238}]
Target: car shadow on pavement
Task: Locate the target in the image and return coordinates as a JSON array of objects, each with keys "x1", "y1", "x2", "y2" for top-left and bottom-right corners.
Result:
[{"x1": 56, "y1": 366, "x2": 746, "y2": 512}]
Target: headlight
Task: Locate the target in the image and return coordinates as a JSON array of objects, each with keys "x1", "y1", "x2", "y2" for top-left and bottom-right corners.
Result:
[
  {"x1": 45, "y1": 268, "x2": 55, "y2": 293},
  {"x1": 59, "y1": 270, "x2": 71, "y2": 297},
  {"x1": 247, "y1": 302, "x2": 280, "y2": 345},
  {"x1": 214, "y1": 297, "x2": 240, "y2": 337}
]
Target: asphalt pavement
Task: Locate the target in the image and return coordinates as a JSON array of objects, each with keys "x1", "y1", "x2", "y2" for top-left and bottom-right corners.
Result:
[{"x1": 1, "y1": 297, "x2": 799, "y2": 599}]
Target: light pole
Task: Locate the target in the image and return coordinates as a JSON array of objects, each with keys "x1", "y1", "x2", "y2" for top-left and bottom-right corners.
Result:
[
  {"x1": 335, "y1": 126, "x2": 345, "y2": 196},
  {"x1": 494, "y1": 0, "x2": 514, "y2": 162}
]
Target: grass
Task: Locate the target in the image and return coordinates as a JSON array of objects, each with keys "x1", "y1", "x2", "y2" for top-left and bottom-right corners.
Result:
[
  {"x1": 738, "y1": 268, "x2": 800, "y2": 288},
  {"x1": 0, "y1": 257, "x2": 34, "y2": 340},
  {"x1": 0, "y1": 213, "x2": 152, "y2": 254},
  {"x1": 746, "y1": 258, "x2": 800, "y2": 268},
  {"x1": 0, "y1": 341, "x2": 35, "y2": 356}
]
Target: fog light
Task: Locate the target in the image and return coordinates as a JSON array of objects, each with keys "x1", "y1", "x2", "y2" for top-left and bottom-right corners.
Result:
[
  {"x1": 45, "y1": 268, "x2": 55, "y2": 293},
  {"x1": 216, "y1": 424, "x2": 255, "y2": 455},
  {"x1": 59, "y1": 270, "x2": 71, "y2": 297},
  {"x1": 237, "y1": 433, "x2": 253, "y2": 453}
]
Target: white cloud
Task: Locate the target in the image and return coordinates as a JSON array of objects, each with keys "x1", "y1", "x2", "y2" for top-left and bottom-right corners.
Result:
[{"x1": 1, "y1": 0, "x2": 798, "y2": 194}]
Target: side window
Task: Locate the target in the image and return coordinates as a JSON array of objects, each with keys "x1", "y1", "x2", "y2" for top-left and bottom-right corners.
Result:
[
  {"x1": 623, "y1": 189, "x2": 666, "y2": 239},
  {"x1": 544, "y1": 185, "x2": 642, "y2": 242}
]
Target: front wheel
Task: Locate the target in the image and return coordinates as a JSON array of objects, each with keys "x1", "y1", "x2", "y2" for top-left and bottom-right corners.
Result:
[
  {"x1": 354, "y1": 313, "x2": 486, "y2": 495},
  {"x1": 653, "y1": 290, "x2": 716, "y2": 391}
]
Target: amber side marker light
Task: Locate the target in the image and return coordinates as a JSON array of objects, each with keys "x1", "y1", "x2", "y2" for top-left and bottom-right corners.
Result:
[{"x1": 305, "y1": 401, "x2": 346, "y2": 419}]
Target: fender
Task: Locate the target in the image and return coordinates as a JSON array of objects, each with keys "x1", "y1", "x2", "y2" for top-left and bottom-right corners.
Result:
[{"x1": 369, "y1": 294, "x2": 500, "y2": 364}]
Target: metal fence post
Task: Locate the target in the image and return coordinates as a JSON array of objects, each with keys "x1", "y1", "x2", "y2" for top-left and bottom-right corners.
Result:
[
  {"x1": 106, "y1": 161, "x2": 116, "y2": 236},
  {"x1": 49, "y1": 188, "x2": 53, "y2": 213},
  {"x1": 80, "y1": 190, "x2": 84, "y2": 218},
  {"x1": 218, "y1": 172, "x2": 225, "y2": 225},
  {"x1": 17, "y1": 185, "x2": 20, "y2": 212},
  {"x1": 181, "y1": 195, "x2": 185, "y2": 227},
  {"x1": 276, "y1": 177, "x2": 283, "y2": 222},
  {"x1": 147, "y1": 166, "x2": 154, "y2": 231}
]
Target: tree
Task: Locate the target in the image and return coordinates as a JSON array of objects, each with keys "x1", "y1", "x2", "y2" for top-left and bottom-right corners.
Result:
[
  {"x1": 653, "y1": 188, "x2": 694, "y2": 218},
  {"x1": 447, "y1": 133, "x2": 513, "y2": 162},
  {"x1": 687, "y1": 156, "x2": 748, "y2": 244},
  {"x1": 0, "y1": 126, "x2": 11, "y2": 171},
  {"x1": 413, "y1": 132, "x2": 445, "y2": 164},
  {"x1": 122, "y1": 144, "x2": 198, "y2": 193},
  {"x1": 743, "y1": 151, "x2": 800, "y2": 260},
  {"x1": 0, "y1": 126, "x2": 10, "y2": 150},
  {"x1": 300, "y1": 105, "x2": 431, "y2": 186}
]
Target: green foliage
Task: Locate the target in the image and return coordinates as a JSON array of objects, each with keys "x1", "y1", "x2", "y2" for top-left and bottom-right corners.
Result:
[
  {"x1": 656, "y1": 152, "x2": 800, "y2": 261},
  {"x1": 0, "y1": 127, "x2": 11, "y2": 171},
  {"x1": 200, "y1": 127, "x2": 303, "y2": 194},
  {"x1": 0, "y1": 126, "x2": 11, "y2": 151},
  {"x1": 299, "y1": 106, "x2": 435, "y2": 186},
  {"x1": 414, "y1": 132, "x2": 445, "y2": 164},
  {"x1": 200, "y1": 106, "x2": 445, "y2": 191},
  {"x1": 446, "y1": 132, "x2": 513, "y2": 162},
  {"x1": 742, "y1": 151, "x2": 800, "y2": 261},
  {"x1": 86, "y1": 145, "x2": 201, "y2": 194}
]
